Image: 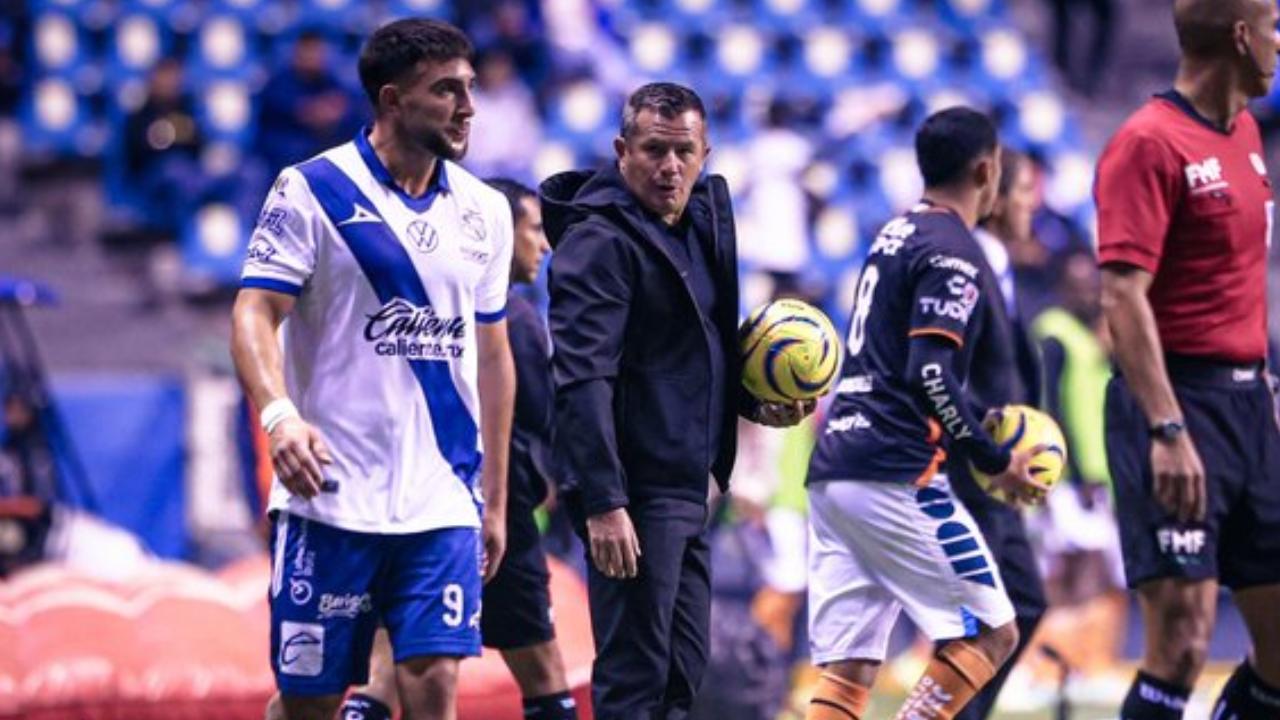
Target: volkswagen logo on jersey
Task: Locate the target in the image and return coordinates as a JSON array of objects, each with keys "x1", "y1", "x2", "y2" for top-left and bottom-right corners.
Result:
[{"x1": 407, "y1": 220, "x2": 439, "y2": 253}]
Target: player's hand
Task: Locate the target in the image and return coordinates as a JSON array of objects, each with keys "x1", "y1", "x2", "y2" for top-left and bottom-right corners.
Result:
[
  {"x1": 753, "y1": 399, "x2": 817, "y2": 428},
  {"x1": 586, "y1": 507, "x2": 642, "y2": 580},
  {"x1": 1150, "y1": 432, "x2": 1206, "y2": 523},
  {"x1": 269, "y1": 416, "x2": 333, "y2": 499},
  {"x1": 989, "y1": 444, "x2": 1052, "y2": 507},
  {"x1": 481, "y1": 511, "x2": 506, "y2": 584}
]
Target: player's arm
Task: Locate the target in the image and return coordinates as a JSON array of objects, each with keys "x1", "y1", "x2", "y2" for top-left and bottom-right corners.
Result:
[
  {"x1": 1101, "y1": 265, "x2": 1205, "y2": 521},
  {"x1": 907, "y1": 249, "x2": 1043, "y2": 502},
  {"x1": 548, "y1": 221, "x2": 642, "y2": 579},
  {"x1": 232, "y1": 168, "x2": 328, "y2": 499},
  {"x1": 905, "y1": 335, "x2": 1043, "y2": 504},
  {"x1": 231, "y1": 288, "x2": 331, "y2": 498},
  {"x1": 476, "y1": 320, "x2": 515, "y2": 582},
  {"x1": 1095, "y1": 128, "x2": 1204, "y2": 522}
]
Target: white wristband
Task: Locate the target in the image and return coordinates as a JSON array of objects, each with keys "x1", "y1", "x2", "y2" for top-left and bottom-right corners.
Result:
[{"x1": 260, "y1": 398, "x2": 300, "y2": 435}]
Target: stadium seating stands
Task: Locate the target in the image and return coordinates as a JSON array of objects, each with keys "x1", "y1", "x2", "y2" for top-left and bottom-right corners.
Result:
[{"x1": 19, "y1": 0, "x2": 1094, "y2": 321}]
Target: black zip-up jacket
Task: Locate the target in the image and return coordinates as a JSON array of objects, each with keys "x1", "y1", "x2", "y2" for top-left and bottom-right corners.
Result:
[{"x1": 540, "y1": 164, "x2": 742, "y2": 516}]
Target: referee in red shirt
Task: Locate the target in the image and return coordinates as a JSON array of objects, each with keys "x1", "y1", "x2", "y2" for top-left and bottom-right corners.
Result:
[{"x1": 1096, "y1": 1, "x2": 1280, "y2": 718}]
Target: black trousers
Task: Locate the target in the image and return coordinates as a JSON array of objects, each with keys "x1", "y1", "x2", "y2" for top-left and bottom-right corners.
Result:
[
  {"x1": 951, "y1": 472, "x2": 1048, "y2": 720},
  {"x1": 568, "y1": 494, "x2": 711, "y2": 720}
]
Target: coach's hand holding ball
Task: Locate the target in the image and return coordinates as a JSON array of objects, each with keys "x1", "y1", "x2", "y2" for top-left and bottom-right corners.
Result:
[{"x1": 740, "y1": 298, "x2": 841, "y2": 426}]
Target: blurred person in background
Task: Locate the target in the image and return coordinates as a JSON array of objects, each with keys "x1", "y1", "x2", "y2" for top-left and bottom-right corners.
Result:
[
  {"x1": 340, "y1": 178, "x2": 576, "y2": 720},
  {"x1": 122, "y1": 57, "x2": 205, "y2": 239},
  {"x1": 1096, "y1": 1, "x2": 1280, "y2": 718},
  {"x1": 1045, "y1": 0, "x2": 1118, "y2": 97},
  {"x1": 466, "y1": 0, "x2": 551, "y2": 106},
  {"x1": 463, "y1": 49, "x2": 541, "y2": 181},
  {"x1": 256, "y1": 29, "x2": 365, "y2": 178},
  {"x1": 233, "y1": 19, "x2": 515, "y2": 720},
  {"x1": 1025, "y1": 251, "x2": 1128, "y2": 697},
  {"x1": 739, "y1": 100, "x2": 814, "y2": 289},
  {"x1": 948, "y1": 146, "x2": 1047, "y2": 719},
  {"x1": 1001, "y1": 154, "x2": 1090, "y2": 319},
  {"x1": 540, "y1": 81, "x2": 811, "y2": 720}
]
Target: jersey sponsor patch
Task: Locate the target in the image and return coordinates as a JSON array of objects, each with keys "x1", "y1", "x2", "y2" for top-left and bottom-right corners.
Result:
[{"x1": 279, "y1": 621, "x2": 325, "y2": 676}]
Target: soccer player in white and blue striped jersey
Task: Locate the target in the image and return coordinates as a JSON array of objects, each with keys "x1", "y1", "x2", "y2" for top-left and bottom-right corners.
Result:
[{"x1": 231, "y1": 19, "x2": 515, "y2": 720}]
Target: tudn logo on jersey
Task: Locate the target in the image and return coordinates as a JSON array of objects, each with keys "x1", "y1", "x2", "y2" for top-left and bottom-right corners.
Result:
[{"x1": 365, "y1": 298, "x2": 467, "y2": 360}]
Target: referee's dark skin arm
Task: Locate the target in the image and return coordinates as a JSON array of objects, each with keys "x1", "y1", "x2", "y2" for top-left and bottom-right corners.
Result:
[{"x1": 1101, "y1": 264, "x2": 1207, "y2": 522}]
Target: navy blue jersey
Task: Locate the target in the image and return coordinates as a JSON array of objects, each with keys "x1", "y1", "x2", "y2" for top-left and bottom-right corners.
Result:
[
  {"x1": 809, "y1": 207, "x2": 989, "y2": 484},
  {"x1": 508, "y1": 291, "x2": 554, "y2": 506}
]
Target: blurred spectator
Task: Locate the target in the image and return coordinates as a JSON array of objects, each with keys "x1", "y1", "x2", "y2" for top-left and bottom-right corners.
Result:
[
  {"x1": 739, "y1": 101, "x2": 813, "y2": 285},
  {"x1": 468, "y1": 0, "x2": 552, "y2": 104},
  {"x1": 1005, "y1": 153, "x2": 1092, "y2": 317},
  {"x1": 0, "y1": 0, "x2": 27, "y2": 117},
  {"x1": 464, "y1": 49, "x2": 541, "y2": 180},
  {"x1": 255, "y1": 30, "x2": 364, "y2": 177},
  {"x1": 1023, "y1": 251, "x2": 1127, "y2": 693},
  {"x1": 122, "y1": 57, "x2": 206, "y2": 237},
  {"x1": 1046, "y1": 0, "x2": 1118, "y2": 97}
]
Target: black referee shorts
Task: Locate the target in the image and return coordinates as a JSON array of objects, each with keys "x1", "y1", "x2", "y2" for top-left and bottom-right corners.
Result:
[
  {"x1": 480, "y1": 495, "x2": 556, "y2": 650},
  {"x1": 1105, "y1": 357, "x2": 1280, "y2": 590}
]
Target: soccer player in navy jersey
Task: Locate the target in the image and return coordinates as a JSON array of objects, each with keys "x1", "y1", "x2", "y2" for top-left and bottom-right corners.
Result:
[
  {"x1": 803, "y1": 107, "x2": 1046, "y2": 720},
  {"x1": 233, "y1": 19, "x2": 516, "y2": 720},
  {"x1": 1097, "y1": 1, "x2": 1280, "y2": 718}
]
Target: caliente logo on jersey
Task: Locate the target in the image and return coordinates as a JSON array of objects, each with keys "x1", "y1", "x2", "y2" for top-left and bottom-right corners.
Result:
[{"x1": 364, "y1": 298, "x2": 468, "y2": 359}]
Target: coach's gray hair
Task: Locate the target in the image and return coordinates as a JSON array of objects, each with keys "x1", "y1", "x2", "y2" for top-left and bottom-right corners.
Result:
[{"x1": 620, "y1": 82, "x2": 707, "y2": 139}]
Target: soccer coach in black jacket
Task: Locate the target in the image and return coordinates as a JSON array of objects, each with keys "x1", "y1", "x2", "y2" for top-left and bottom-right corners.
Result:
[{"x1": 540, "y1": 82, "x2": 812, "y2": 719}]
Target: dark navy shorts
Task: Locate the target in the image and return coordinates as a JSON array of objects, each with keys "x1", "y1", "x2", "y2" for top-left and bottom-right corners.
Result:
[
  {"x1": 481, "y1": 496, "x2": 555, "y2": 650},
  {"x1": 1105, "y1": 357, "x2": 1280, "y2": 590},
  {"x1": 268, "y1": 512, "x2": 482, "y2": 696}
]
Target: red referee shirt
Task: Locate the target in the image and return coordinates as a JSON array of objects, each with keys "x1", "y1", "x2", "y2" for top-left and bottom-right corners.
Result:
[{"x1": 1096, "y1": 91, "x2": 1273, "y2": 364}]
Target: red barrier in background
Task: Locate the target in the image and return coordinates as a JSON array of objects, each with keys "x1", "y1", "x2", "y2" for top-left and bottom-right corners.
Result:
[{"x1": 0, "y1": 555, "x2": 593, "y2": 719}]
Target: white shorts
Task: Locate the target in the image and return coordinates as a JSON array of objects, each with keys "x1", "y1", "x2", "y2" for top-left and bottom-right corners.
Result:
[{"x1": 807, "y1": 475, "x2": 1016, "y2": 664}]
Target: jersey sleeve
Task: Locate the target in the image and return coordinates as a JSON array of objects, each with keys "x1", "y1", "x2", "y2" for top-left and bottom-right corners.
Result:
[
  {"x1": 1095, "y1": 128, "x2": 1181, "y2": 273},
  {"x1": 240, "y1": 167, "x2": 320, "y2": 296},
  {"x1": 907, "y1": 239, "x2": 983, "y2": 348},
  {"x1": 475, "y1": 193, "x2": 514, "y2": 323}
]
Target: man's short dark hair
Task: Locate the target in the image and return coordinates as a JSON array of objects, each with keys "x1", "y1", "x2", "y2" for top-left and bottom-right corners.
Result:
[
  {"x1": 358, "y1": 19, "x2": 473, "y2": 109},
  {"x1": 914, "y1": 107, "x2": 999, "y2": 189},
  {"x1": 620, "y1": 82, "x2": 706, "y2": 139},
  {"x1": 486, "y1": 177, "x2": 536, "y2": 223}
]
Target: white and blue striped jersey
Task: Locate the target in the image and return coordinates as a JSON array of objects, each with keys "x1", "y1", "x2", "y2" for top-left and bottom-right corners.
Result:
[{"x1": 241, "y1": 129, "x2": 513, "y2": 534}]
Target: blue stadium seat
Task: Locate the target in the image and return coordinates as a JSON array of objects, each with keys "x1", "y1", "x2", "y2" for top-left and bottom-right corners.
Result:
[
  {"x1": 936, "y1": 0, "x2": 1006, "y2": 29},
  {"x1": 381, "y1": 0, "x2": 454, "y2": 23},
  {"x1": 185, "y1": 12, "x2": 260, "y2": 82},
  {"x1": 20, "y1": 75, "x2": 95, "y2": 156},
  {"x1": 181, "y1": 202, "x2": 248, "y2": 286},
  {"x1": 31, "y1": 9, "x2": 88, "y2": 74}
]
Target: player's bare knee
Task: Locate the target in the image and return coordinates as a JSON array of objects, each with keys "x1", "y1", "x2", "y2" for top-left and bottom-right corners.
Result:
[
  {"x1": 399, "y1": 655, "x2": 460, "y2": 696},
  {"x1": 974, "y1": 620, "x2": 1019, "y2": 667}
]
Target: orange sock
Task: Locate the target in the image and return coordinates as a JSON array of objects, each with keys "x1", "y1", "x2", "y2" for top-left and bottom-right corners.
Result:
[
  {"x1": 806, "y1": 671, "x2": 871, "y2": 720},
  {"x1": 895, "y1": 642, "x2": 997, "y2": 720}
]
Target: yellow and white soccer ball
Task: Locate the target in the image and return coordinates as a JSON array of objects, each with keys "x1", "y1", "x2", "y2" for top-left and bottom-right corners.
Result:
[
  {"x1": 740, "y1": 298, "x2": 842, "y2": 403},
  {"x1": 971, "y1": 404, "x2": 1068, "y2": 503}
]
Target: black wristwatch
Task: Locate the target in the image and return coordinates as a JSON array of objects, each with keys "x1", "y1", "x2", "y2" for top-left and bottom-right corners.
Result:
[{"x1": 1148, "y1": 419, "x2": 1186, "y2": 442}]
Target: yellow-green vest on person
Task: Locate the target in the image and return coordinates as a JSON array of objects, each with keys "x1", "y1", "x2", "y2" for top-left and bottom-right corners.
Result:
[{"x1": 1032, "y1": 307, "x2": 1112, "y2": 486}]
